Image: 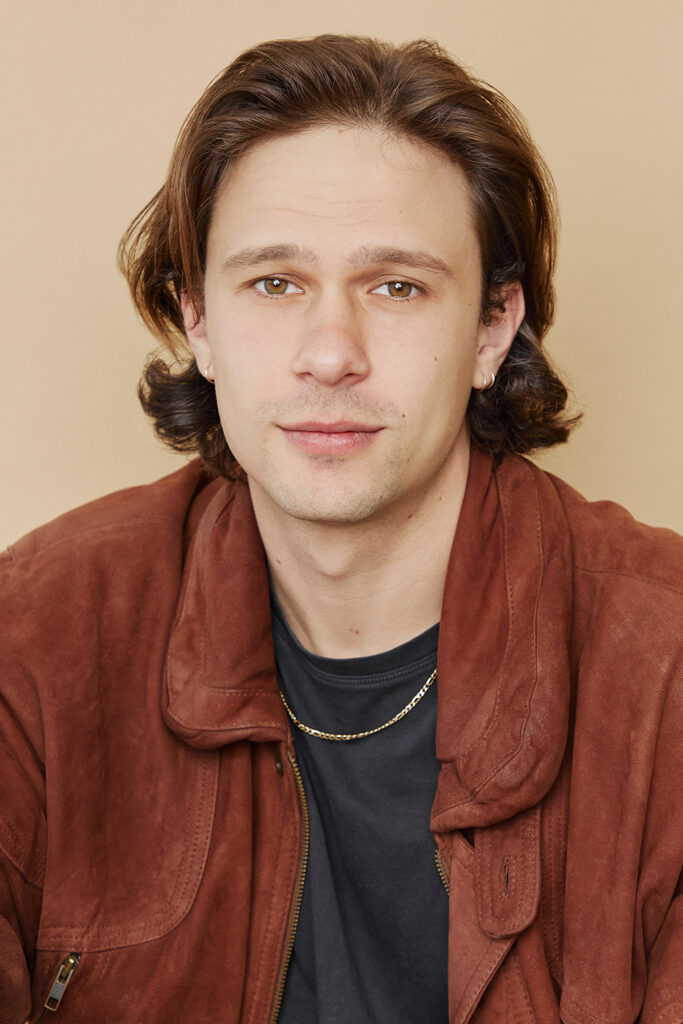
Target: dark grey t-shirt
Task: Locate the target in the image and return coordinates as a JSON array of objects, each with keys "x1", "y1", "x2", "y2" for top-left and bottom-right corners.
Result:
[{"x1": 272, "y1": 600, "x2": 449, "y2": 1023}]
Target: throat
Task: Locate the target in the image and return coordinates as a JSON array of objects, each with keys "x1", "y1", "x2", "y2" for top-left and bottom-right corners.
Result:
[
  {"x1": 251, "y1": 442, "x2": 470, "y2": 658},
  {"x1": 265, "y1": 515, "x2": 456, "y2": 658}
]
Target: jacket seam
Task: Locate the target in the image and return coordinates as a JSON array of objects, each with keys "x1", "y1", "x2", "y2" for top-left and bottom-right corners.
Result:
[
  {"x1": 180, "y1": 687, "x2": 279, "y2": 697},
  {"x1": 540, "y1": 762, "x2": 567, "y2": 983},
  {"x1": 573, "y1": 564, "x2": 683, "y2": 597},
  {"x1": 544, "y1": 468, "x2": 682, "y2": 598},
  {"x1": 165, "y1": 711, "x2": 285, "y2": 733}
]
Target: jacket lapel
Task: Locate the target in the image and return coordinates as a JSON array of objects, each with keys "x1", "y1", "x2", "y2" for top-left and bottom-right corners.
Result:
[
  {"x1": 163, "y1": 482, "x2": 288, "y2": 748},
  {"x1": 432, "y1": 450, "x2": 573, "y2": 830}
]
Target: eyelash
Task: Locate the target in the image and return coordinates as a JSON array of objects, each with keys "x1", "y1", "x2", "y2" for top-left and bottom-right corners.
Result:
[{"x1": 251, "y1": 277, "x2": 423, "y2": 301}]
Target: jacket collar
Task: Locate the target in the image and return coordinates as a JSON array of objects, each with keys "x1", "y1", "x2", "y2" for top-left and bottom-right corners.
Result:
[
  {"x1": 163, "y1": 448, "x2": 572, "y2": 825},
  {"x1": 431, "y1": 449, "x2": 572, "y2": 828},
  {"x1": 163, "y1": 479, "x2": 288, "y2": 748}
]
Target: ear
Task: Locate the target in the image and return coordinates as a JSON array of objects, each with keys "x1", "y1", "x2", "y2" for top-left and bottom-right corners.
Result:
[
  {"x1": 472, "y1": 281, "x2": 525, "y2": 390},
  {"x1": 181, "y1": 293, "x2": 214, "y2": 380}
]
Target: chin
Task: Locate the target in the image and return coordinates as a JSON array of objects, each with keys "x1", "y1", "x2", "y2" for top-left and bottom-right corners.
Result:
[
  {"x1": 277, "y1": 496, "x2": 389, "y2": 526},
  {"x1": 259, "y1": 479, "x2": 397, "y2": 526}
]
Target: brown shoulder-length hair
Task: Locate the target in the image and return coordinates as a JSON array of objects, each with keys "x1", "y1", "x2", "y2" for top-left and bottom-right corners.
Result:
[{"x1": 119, "y1": 34, "x2": 579, "y2": 478}]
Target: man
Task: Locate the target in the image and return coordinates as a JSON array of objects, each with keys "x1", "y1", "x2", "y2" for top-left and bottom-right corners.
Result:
[{"x1": 1, "y1": 34, "x2": 681, "y2": 1024}]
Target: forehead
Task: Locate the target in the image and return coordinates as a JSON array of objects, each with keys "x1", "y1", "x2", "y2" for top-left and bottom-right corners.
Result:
[{"x1": 207, "y1": 125, "x2": 479, "y2": 268}]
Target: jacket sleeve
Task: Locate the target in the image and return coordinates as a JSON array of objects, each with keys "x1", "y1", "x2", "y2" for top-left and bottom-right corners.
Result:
[
  {"x1": 0, "y1": 549, "x2": 46, "y2": 1024},
  {"x1": 640, "y1": 874, "x2": 683, "y2": 1024},
  {"x1": 639, "y1": 623, "x2": 683, "y2": 1024}
]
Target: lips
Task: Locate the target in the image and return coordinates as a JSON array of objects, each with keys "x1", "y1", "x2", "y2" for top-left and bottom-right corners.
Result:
[{"x1": 278, "y1": 421, "x2": 382, "y2": 455}]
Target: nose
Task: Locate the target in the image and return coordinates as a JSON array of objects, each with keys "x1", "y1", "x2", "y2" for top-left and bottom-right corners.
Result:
[{"x1": 291, "y1": 287, "x2": 370, "y2": 386}]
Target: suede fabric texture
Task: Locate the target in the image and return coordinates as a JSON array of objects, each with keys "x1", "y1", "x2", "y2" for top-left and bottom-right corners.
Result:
[{"x1": 0, "y1": 449, "x2": 681, "y2": 1024}]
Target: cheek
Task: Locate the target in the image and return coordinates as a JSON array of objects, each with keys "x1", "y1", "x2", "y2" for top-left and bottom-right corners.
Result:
[
  {"x1": 209, "y1": 297, "x2": 299, "y2": 371},
  {"x1": 399, "y1": 349, "x2": 474, "y2": 443},
  {"x1": 208, "y1": 320, "x2": 270, "y2": 386},
  {"x1": 417, "y1": 339, "x2": 476, "y2": 400}
]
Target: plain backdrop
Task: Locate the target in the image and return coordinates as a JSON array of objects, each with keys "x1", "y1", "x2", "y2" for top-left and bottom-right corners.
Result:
[{"x1": 1, "y1": 0, "x2": 681, "y2": 546}]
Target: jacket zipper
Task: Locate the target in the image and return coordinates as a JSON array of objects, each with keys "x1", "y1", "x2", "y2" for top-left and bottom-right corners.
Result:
[
  {"x1": 35, "y1": 952, "x2": 81, "y2": 1022},
  {"x1": 269, "y1": 750, "x2": 310, "y2": 1023},
  {"x1": 434, "y1": 847, "x2": 450, "y2": 894}
]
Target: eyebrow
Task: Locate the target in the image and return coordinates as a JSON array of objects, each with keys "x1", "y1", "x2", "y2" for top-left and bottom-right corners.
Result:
[
  {"x1": 221, "y1": 244, "x2": 318, "y2": 270},
  {"x1": 221, "y1": 243, "x2": 452, "y2": 275},
  {"x1": 349, "y1": 245, "x2": 452, "y2": 275}
]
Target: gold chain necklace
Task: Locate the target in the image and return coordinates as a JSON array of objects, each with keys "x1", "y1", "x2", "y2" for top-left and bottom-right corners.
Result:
[{"x1": 279, "y1": 666, "x2": 437, "y2": 742}]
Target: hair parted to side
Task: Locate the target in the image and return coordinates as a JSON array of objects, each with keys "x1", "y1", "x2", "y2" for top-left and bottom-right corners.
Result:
[{"x1": 119, "y1": 34, "x2": 579, "y2": 478}]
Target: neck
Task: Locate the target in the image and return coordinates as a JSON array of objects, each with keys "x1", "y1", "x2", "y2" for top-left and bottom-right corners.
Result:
[{"x1": 250, "y1": 442, "x2": 470, "y2": 659}]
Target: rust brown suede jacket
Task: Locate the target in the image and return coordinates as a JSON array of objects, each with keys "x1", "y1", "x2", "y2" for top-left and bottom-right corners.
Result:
[{"x1": 1, "y1": 450, "x2": 682, "y2": 1024}]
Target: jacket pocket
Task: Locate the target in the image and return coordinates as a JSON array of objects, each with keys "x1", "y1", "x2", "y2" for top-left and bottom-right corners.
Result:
[{"x1": 36, "y1": 749, "x2": 218, "y2": 954}]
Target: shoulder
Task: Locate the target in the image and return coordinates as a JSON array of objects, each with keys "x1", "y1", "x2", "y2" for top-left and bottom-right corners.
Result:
[
  {"x1": 0, "y1": 462, "x2": 233, "y2": 633},
  {"x1": 5, "y1": 460, "x2": 213, "y2": 565},
  {"x1": 521, "y1": 461, "x2": 682, "y2": 739},
  {"x1": 523, "y1": 459, "x2": 683, "y2": 600}
]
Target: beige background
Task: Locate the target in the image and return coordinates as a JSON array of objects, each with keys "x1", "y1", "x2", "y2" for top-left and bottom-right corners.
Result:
[{"x1": 1, "y1": 0, "x2": 681, "y2": 547}]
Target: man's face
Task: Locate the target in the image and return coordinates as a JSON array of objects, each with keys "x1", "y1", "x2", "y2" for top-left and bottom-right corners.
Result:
[{"x1": 185, "y1": 125, "x2": 522, "y2": 526}]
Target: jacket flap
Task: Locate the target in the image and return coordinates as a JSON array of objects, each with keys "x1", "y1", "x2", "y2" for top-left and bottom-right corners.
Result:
[
  {"x1": 37, "y1": 749, "x2": 219, "y2": 952},
  {"x1": 474, "y1": 805, "x2": 541, "y2": 937}
]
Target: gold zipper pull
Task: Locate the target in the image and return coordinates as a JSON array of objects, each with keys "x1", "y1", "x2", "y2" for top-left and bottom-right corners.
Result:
[{"x1": 44, "y1": 953, "x2": 81, "y2": 1012}]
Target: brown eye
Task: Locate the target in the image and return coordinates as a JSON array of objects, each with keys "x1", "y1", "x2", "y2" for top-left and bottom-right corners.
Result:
[
  {"x1": 263, "y1": 277, "x2": 289, "y2": 295},
  {"x1": 388, "y1": 281, "x2": 412, "y2": 297},
  {"x1": 374, "y1": 281, "x2": 417, "y2": 299}
]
